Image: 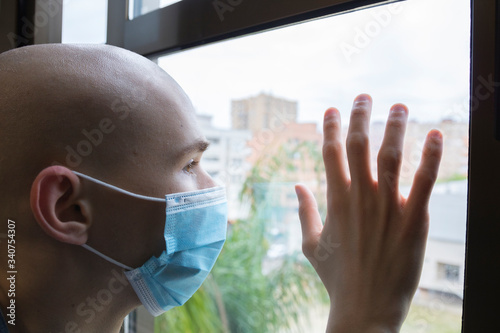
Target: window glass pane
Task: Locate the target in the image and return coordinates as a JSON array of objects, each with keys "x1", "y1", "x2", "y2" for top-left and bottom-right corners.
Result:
[
  {"x1": 128, "y1": 0, "x2": 182, "y2": 20},
  {"x1": 149, "y1": 0, "x2": 469, "y2": 331},
  {"x1": 62, "y1": 0, "x2": 108, "y2": 44}
]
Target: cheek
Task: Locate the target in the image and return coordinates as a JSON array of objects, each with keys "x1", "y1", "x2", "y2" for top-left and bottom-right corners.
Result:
[
  {"x1": 144, "y1": 208, "x2": 167, "y2": 258},
  {"x1": 123, "y1": 211, "x2": 166, "y2": 265},
  {"x1": 89, "y1": 192, "x2": 167, "y2": 267},
  {"x1": 164, "y1": 173, "x2": 200, "y2": 195}
]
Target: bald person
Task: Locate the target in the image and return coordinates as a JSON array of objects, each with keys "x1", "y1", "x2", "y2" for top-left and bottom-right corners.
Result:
[{"x1": 0, "y1": 44, "x2": 443, "y2": 333}]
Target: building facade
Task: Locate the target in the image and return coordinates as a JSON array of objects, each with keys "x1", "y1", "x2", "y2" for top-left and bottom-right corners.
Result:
[
  {"x1": 197, "y1": 114, "x2": 252, "y2": 221},
  {"x1": 231, "y1": 93, "x2": 298, "y2": 133}
]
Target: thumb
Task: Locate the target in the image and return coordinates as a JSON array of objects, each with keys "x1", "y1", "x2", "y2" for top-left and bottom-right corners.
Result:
[{"x1": 295, "y1": 184, "x2": 323, "y2": 255}]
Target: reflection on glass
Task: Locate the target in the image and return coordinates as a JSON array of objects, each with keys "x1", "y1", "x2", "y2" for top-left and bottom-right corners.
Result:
[
  {"x1": 152, "y1": 0, "x2": 469, "y2": 332},
  {"x1": 128, "y1": 0, "x2": 182, "y2": 20}
]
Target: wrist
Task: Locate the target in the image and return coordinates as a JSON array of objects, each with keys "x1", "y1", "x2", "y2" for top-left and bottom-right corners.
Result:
[
  {"x1": 326, "y1": 321, "x2": 399, "y2": 333},
  {"x1": 326, "y1": 302, "x2": 403, "y2": 333}
]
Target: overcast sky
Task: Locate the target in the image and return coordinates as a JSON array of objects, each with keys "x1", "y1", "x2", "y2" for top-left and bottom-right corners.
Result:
[{"x1": 63, "y1": 0, "x2": 470, "y2": 129}]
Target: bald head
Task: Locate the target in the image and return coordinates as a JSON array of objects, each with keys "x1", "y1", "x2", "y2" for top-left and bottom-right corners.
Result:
[
  {"x1": 0, "y1": 44, "x2": 197, "y2": 200},
  {"x1": 0, "y1": 45, "x2": 218, "y2": 331}
]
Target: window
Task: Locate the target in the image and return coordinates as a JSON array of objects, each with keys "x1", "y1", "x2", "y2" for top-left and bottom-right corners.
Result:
[
  {"x1": 30, "y1": 0, "x2": 499, "y2": 331},
  {"x1": 207, "y1": 137, "x2": 221, "y2": 145},
  {"x1": 105, "y1": 0, "x2": 500, "y2": 331},
  {"x1": 438, "y1": 263, "x2": 461, "y2": 282},
  {"x1": 203, "y1": 156, "x2": 220, "y2": 163},
  {"x1": 208, "y1": 171, "x2": 219, "y2": 178},
  {"x1": 62, "y1": 0, "x2": 107, "y2": 44},
  {"x1": 128, "y1": 0, "x2": 182, "y2": 20},
  {"x1": 150, "y1": 2, "x2": 470, "y2": 331}
]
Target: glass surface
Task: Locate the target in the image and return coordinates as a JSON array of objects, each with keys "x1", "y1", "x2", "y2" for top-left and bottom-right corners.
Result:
[
  {"x1": 128, "y1": 0, "x2": 182, "y2": 20},
  {"x1": 61, "y1": 0, "x2": 108, "y2": 44},
  {"x1": 154, "y1": 0, "x2": 470, "y2": 332}
]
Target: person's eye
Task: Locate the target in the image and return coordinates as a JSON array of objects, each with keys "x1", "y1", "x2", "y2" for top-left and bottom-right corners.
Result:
[{"x1": 183, "y1": 159, "x2": 199, "y2": 174}]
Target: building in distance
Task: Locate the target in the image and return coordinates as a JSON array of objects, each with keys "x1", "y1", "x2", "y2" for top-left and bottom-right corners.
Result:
[{"x1": 231, "y1": 92, "x2": 298, "y2": 133}]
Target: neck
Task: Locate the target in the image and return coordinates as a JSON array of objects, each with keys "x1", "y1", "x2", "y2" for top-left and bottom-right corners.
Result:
[{"x1": 0, "y1": 242, "x2": 140, "y2": 333}]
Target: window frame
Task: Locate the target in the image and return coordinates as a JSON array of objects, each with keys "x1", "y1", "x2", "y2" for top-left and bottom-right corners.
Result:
[
  {"x1": 107, "y1": 0, "x2": 399, "y2": 58},
  {"x1": 462, "y1": 1, "x2": 500, "y2": 332}
]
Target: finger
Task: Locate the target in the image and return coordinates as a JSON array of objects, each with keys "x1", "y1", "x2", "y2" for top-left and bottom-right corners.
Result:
[
  {"x1": 377, "y1": 103, "x2": 409, "y2": 200},
  {"x1": 322, "y1": 107, "x2": 349, "y2": 196},
  {"x1": 406, "y1": 130, "x2": 443, "y2": 215},
  {"x1": 346, "y1": 94, "x2": 373, "y2": 189},
  {"x1": 295, "y1": 184, "x2": 323, "y2": 256}
]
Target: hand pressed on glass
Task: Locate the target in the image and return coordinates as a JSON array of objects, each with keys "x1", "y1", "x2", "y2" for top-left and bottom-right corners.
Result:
[{"x1": 295, "y1": 94, "x2": 443, "y2": 333}]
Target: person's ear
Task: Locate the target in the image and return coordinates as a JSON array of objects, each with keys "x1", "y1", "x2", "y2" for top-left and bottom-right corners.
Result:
[{"x1": 30, "y1": 165, "x2": 91, "y2": 245}]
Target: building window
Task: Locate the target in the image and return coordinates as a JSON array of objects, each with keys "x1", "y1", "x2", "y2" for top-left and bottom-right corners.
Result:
[
  {"x1": 203, "y1": 156, "x2": 220, "y2": 162},
  {"x1": 438, "y1": 263, "x2": 460, "y2": 282},
  {"x1": 207, "y1": 137, "x2": 220, "y2": 145}
]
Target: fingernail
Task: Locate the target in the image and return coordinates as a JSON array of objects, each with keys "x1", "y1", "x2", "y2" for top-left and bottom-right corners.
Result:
[
  {"x1": 324, "y1": 108, "x2": 338, "y2": 119},
  {"x1": 429, "y1": 130, "x2": 443, "y2": 141},
  {"x1": 294, "y1": 185, "x2": 303, "y2": 201},
  {"x1": 391, "y1": 104, "x2": 407, "y2": 114},
  {"x1": 355, "y1": 94, "x2": 371, "y2": 102}
]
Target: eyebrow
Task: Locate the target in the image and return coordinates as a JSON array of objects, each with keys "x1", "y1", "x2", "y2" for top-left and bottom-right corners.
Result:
[{"x1": 177, "y1": 139, "x2": 211, "y2": 159}]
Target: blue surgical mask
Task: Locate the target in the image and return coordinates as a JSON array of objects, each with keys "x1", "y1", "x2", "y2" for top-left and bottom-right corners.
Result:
[{"x1": 73, "y1": 171, "x2": 228, "y2": 316}]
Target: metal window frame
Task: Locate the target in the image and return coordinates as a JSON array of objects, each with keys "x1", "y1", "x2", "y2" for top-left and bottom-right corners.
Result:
[
  {"x1": 107, "y1": 0, "x2": 400, "y2": 58},
  {"x1": 0, "y1": 0, "x2": 19, "y2": 51},
  {"x1": 0, "y1": 0, "x2": 62, "y2": 52},
  {"x1": 462, "y1": 1, "x2": 500, "y2": 332}
]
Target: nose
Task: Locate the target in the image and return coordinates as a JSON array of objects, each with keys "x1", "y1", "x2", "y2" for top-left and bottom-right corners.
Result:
[{"x1": 199, "y1": 167, "x2": 218, "y2": 189}]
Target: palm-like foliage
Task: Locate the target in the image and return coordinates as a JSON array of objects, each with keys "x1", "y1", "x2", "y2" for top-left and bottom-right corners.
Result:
[{"x1": 155, "y1": 140, "x2": 328, "y2": 333}]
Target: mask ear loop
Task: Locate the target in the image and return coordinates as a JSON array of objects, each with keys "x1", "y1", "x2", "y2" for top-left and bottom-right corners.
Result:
[
  {"x1": 82, "y1": 244, "x2": 134, "y2": 271},
  {"x1": 72, "y1": 171, "x2": 165, "y2": 203}
]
